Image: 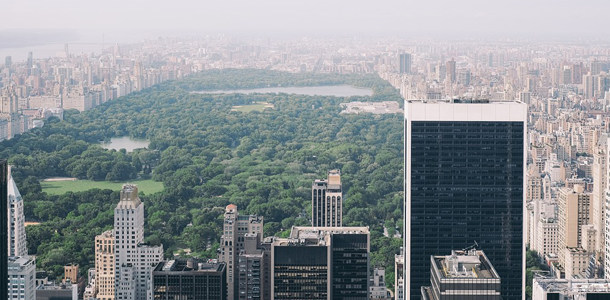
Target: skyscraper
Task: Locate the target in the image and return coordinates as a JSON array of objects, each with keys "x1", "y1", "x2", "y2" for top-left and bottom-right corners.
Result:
[
  {"x1": 153, "y1": 259, "x2": 227, "y2": 300},
  {"x1": 271, "y1": 226, "x2": 370, "y2": 300},
  {"x1": 114, "y1": 184, "x2": 163, "y2": 300},
  {"x1": 445, "y1": 59, "x2": 456, "y2": 83},
  {"x1": 1, "y1": 160, "x2": 8, "y2": 300},
  {"x1": 95, "y1": 230, "x2": 114, "y2": 300},
  {"x1": 312, "y1": 169, "x2": 342, "y2": 227},
  {"x1": 218, "y1": 204, "x2": 263, "y2": 300},
  {"x1": 398, "y1": 53, "x2": 412, "y2": 74},
  {"x1": 8, "y1": 166, "x2": 27, "y2": 257},
  {"x1": 404, "y1": 99, "x2": 526, "y2": 300}
]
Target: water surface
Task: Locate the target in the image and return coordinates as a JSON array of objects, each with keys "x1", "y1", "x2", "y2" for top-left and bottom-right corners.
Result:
[
  {"x1": 192, "y1": 85, "x2": 373, "y2": 97},
  {"x1": 101, "y1": 137, "x2": 149, "y2": 153}
]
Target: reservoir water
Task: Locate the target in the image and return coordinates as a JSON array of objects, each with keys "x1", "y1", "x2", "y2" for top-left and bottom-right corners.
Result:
[
  {"x1": 101, "y1": 137, "x2": 149, "y2": 153},
  {"x1": 192, "y1": 85, "x2": 373, "y2": 97}
]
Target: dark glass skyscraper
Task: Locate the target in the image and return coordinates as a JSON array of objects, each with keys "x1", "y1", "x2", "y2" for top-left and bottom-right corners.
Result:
[
  {"x1": 404, "y1": 100, "x2": 526, "y2": 300},
  {"x1": 1, "y1": 160, "x2": 8, "y2": 300}
]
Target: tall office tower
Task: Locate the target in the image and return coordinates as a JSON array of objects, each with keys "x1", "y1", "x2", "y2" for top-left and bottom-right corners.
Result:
[
  {"x1": 584, "y1": 73, "x2": 600, "y2": 99},
  {"x1": 572, "y1": 63, "x2": 584, "y2": 85},
  {"x1": 7, "y1": 256, "x2": 36, "y2": 300},
  {"x1": 488, "y1": 52, "x2": 493, "y2": 67},
  {"x1": 4, "y1": 56, "x2": 12, "y2": 73},
  {"x1": 404, "y1": 99, "x2": 526, "y2": 300},
  {"x1": 312, "y1": 169, "x2": 343, "y2": 227},
  {"x1": 395, "y1": 249, "x2": 404, "y2": 300},
  {"x1": 114, "y1": 184, "x2": 163, "y2": 300},
  {"x1": 557, "y1": 186, "x2": 591, "y2": 273},
  {"x1": 238, "y1": 233, "x2": 271, "y2": 300},
  {"x1": 271, "y1": 226, "x2": 370, "y2": 300},
  {"x1": 1, "y1": 160, "x2": 8, "y2": 300},
  {"x1": 27, "y1": 52, "x2": 33, "y2": 76},
  {"x1": 519, "y1": 92, "x2": 531, "y2": 105},
  {"x1": 95, "y1": 230, "x2": 115, "y2": 300},
  {"x1": 398, "y1": 53, "x2": 412, "y2": 74},
  {"x1": 7, "y1": 166, "x2": 26, "y2": 257},
  {"x1": 218, "y1": 204, "x2": 263, "y2": 300},
  {"x1": 421, "y1": 250, "x2": 501, "y2": 300},
  {"x1": 153, "y1": 259, "x2": 227, "y2": 300},
  {"x1": 592, "y1": 138, "x2": 607, "y2": 270},
  {"x1": 605, "y1": 139, "x2": 610, "y2": 279},
  {"x1": 445, "y1": 59, "x2": 456, "y2": 83}
]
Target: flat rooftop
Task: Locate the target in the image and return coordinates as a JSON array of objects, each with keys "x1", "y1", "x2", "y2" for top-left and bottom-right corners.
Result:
[
  {"x1": 434, "y1": 250, "x2": 500, "y2": 280},
  {"x1": 535, "y1": 279, "x2": 610, "y2": 293}
]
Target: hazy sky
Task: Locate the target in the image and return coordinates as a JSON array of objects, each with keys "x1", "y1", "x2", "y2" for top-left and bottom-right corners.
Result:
[{"x1": 2, "y1": 0, "x2": 609, "y2": 39}]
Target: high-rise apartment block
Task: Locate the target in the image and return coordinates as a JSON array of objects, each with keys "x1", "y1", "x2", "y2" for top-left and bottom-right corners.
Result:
[
  {"x1": 0, "y1": 86, "x2": 22, "y2": 140},
  {"x1": 558, "y1": 185, "x2": 591, "y2": 274},
  {"x1": 404, "y1": 99, "x2": 526, "y2": 300},
  {"x1": 95, "y1": 230, "x2": 115, "y2": 300},
  {"x1": 218, "y1": 204, "x2": 263, "y2": 300},
  {"x1": 445, "y1": 60, "x2": 456, "y2": 83},
  {"x1": 421, "y1": 250, "x2": 501, "y2": 300},
  {"x1": 398, "y1": 53, "x2": 412, "y2": 74},
  {"x1": 271, "y1": 226, "x2": 370, "y2": 300},
  {"x1": 153, "y1": 259, "x2": 227, "y2": 300},
  {"x1": 312, "y1": 170, "x2": 342, "y2": 227},
  {"x1": 238, "y1": 233, "x2": 271, "y2": 300},
  {"x1": 114, "y1": 184, "x2": 163, "y2": 300},
  {"x1": 7, "y1": 256, "x2": 36, "y2": 300}
]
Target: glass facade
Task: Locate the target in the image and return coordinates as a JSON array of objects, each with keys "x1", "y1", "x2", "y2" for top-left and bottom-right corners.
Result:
[
  {"x1": 332, "y1": 234, "x2": 369, "y2": 300},
  {"x1": 407, "y1": 121, "x2": 524, "y2": 300},
  {"x1": 273, "y1": 246, "x2": 328, "y2": 300}
]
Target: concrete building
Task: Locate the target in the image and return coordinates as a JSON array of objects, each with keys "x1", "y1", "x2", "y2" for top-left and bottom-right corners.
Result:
[
  {"x1": 114, "y1": 184, "x2": 163, "y2": 300},
  {"x1": 0, "y1": 86, "x2": 22, "y2": 141},
  {"x1": 36, "y1": 281, "x2": 78, "y2": 300},
  {"x1": 404, "y1": 99, "x2": 526, "y2": 300},
  {"x1": 312, "y1": 169, "x2": 343, "y2": 227},
  {"x1": 533, "y1": 278, "x2": 610, "y2": 300},
  {"x1": 370, "y1": 267, "x2": 391, "y2": 299},
  {"x1": 218, "y1": 204, "x2": 263, "y2": 300},
  {"x1": 237, "y1": 233, "x2": 271, "y2": 300},
  {"x1": 558, "y1": 186, "x2": 592, "y2": 272},
  {"x1": 535, "y1": 218, "x2": 559, "y2": 259},
  {"x1": 421, "y1": 250, "x2": 501, "y2": 300},
  {"x1": 95, "y1": 230, "x2": 114, "y2": 300},
  {"x1": 8, "y1": 256, "x2": 36, "y2": 300},
  {"x1": 271, "y1": 226, "x2": 370, "y2": 300},
  {"x1": 395, "y1": 249, "x2": 404, "y2": 300},
  {"x1": 64, "y1": 264, "x2": 79, "y2": 284},
  {"x1": 398, "y1": 53, "x2": 412, "y2": 74},
  {"x1": 153, "y1": 259, "x2": 226, "y2": 300},
  {"x1": 564, "y1": 248, "x2": 590, "y2": 279}
]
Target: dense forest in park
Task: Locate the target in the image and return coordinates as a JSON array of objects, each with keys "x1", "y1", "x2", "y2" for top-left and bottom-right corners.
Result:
[{"x1": 3, "y1": 69, "x2": 404, "y2": 288}]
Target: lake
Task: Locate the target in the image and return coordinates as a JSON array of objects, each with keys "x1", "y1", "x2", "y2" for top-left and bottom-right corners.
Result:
[
  {"x1": 192, "y1": 85, "x2": 373, "y2": 97},
  {"x1": 101, "y1": 137, "x2": 149, "y2": 152}
]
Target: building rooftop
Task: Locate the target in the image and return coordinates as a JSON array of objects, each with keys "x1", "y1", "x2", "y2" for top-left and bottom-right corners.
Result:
[
  {"x1": 534, "y1": 278, "x2": 610, "y2": 293},
  {"x1": 154, "y1": 259, "x2": 225, "y2": 273},
  {"x1": 433, "y1": 250, "x2": 500, "y2": 280}
]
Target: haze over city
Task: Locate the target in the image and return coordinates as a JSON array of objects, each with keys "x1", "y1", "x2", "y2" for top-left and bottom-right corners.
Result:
[{"x1": 3, "y1": 1, "x2": 610, "y2": 300}]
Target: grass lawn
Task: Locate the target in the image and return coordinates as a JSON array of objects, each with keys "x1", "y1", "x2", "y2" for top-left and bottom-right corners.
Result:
[
  {"x1": 41, "y1": 178, "x2": 164, "y2": 195},
  {"x1": 232, "y1": 102, "x2": 273, "y2": 112}
]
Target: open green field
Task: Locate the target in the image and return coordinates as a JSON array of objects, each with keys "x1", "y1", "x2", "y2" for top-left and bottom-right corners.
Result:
[
  {"x1": 231, "y1": 102, "x2": 273, "y2": 112},
  {"x1": 41, "y1": 178, "x2": 164, "y2": 195}
]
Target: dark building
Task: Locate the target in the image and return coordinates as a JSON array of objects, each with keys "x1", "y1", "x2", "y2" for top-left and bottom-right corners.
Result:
[
  {"x1": 404, "y1": 100, "x2": 526, "y2": 300},
  {"x1": 312, "y1": 170, "x2": 342, "y2": 227},
  {"x1": 153, "y1": 259, "x2": 226, "y2": 300},
  {"x1": 421, "y1": 250, "x2": 501, "y2": 300},
  {"x1": 271, "y1": 227, "x2": 370, "y2": 300},
  {"x1": 399, "y1": 53, "x2": 412, "y2": 74},
  {"x1": 1, "y1": 160, "x2": 8, "y2": 300}
]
